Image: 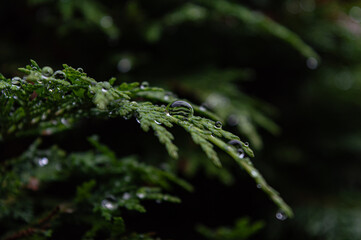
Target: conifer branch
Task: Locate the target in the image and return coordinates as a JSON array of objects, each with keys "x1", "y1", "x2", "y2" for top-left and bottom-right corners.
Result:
[{"x1": 0, "y1": 60, "x2": 293, "y2": 217}]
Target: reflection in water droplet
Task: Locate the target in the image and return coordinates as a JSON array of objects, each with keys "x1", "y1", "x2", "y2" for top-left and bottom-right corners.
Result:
[
  {"x1": 140, "y1": 81, "x2": 149, "y2": 89},
  {"x1": 215, "y1": 121, "x2": 222, "y2": 129},
  {"x1": 101, "y1": 88, "x2": 108, "y2": 93},
  {"x1": 154, "y1": 120, "x2": 161, "y2": 125},
  {"x1": 100, "y1": 15, "x2": 113, "y2": 28},
  {"x1": 77, "y1": 68, "x2": 84, "y2": 73},
  {"x1": 166, "y1": 100, "x2": 194, "y2": 119},
  {"x1": 276, "y1": 211, "x2": 288, "y2": 221},
  {"x1": 244, "y1": 142, "x2": 249, "y2": 147},
  {"x1": 53, "y1": 70, "x2": 66, "y2": 79},
  {"x1": 306, "y1": 57, "x2": 318, "y2": 70},
  {"x1": 38, "y1": 157, "x2": 48, "y2": 167},
  {"x1": 251, "y1": 170, "x2": 258, "y2": 177},
  {"x1": 42, "y1": 66, "x2": 53, "y2": 77},
  {"x1": 117, "y1": 58, "x2": 132, "y2": 73},
  {"x1": 136, "y1": 118, "x2": 140, "y2": 124},
  {"x1": 257, "y1": 184, "x2": 262, "y2": 189}
]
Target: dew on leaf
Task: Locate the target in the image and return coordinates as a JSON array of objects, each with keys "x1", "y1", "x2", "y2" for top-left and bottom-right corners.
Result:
[
  {"x1": 37, "y1": 157, "x2": 48, "y2": 167},
  {"x1": 42, "y1": 66, "x2": 53, "y2": 77},
  {"x1": 137, "y1": 193, "x2": 145, "y2": 199},
  {"x1": 53, "y1": 70, "x2": 66, "y2": 79},
  {"x1": 122, "y1": 192, "x2": 131, "y2": 200},
  {"x1": 215, "y1": 121, "x2": 222, "y2": 129},
  {"x1": 101, "y1": 197, "x2": 117, "y2": 210},
  {"x1": 77, "y1": 67, "x2": 84, "y2": 73},
  {"x1": 140, "y1": 81, "x2": 149, "y2": 89},
  {"x1": 166, "y1": 100, "x2": 194, "y2": 119},
  {"x1": 276, "y1": 210, "x2": 288, "y2": 221}
]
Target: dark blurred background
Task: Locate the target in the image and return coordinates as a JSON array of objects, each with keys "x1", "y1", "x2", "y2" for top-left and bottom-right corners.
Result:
[{"x1": 1, "y1": 0, "x2": 361, "y2": 239}]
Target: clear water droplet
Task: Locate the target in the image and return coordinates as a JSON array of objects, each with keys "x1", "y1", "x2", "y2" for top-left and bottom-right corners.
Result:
[
  {"x1": 227, "y1": 114, "x2": 239, "y2": 126},
  {"x1": 137, "y1": 193, "x2": 145, "y2": 199},
  {"x1": 166, "y1": 100, "x2": 194, "y2": 119},
  {"x1": 136, "y1": 118, "x2": 140, "y2": 124},
  {"x1": 276, "y1": 211, "x2": 287, "y2": 221},
  {"x1": 12, "y1": 77, "x2": 22, "y2": 85},
  {"x1": 251, "y1": 170, "x2": 258, "y2": 177},
  {"x1": 122, "y1": 192, "x2": 131, "y2": 200},
  {"x1": 238, "y1": 148, "x2": 245, "y2": 159},
  {"x1": 228, "y1": 140, "x2": 246, "y2": 158},
  {"x1": 101, "y1": 88, "x2": 108, "y2": 93},
  {"x1": 101, "y1": 196, "x2": 117, "y2": 210},
  {"x1": 77, "y1": 67, "x2": 84, "y2": 73},
  {"x1": 244, "y1": 142, "x2": 249, "y2": 147},
  {"x1": 37, "y1": 157, "x2": 48, "y2": 167},
  {"x1": 117, "y1": 58, "x2": 132, "y2": 73},
  {"x1": 256, "y1": 184, "x2": 262, "y2": 189},
  {"x1": 164, "y1": 94, "x2": 169, "y2": 101},
  {"x1": 306, "y1": 57, "x2": 318, "y2": 70},
  {"x1": 42, "y1": 66, "x2": 53, "y2": 77},
  {"x1": 154, "y1": 120, "x2": 161, "y2": 125},
  {"x1": 140, "y1": 81, "x2": 149, "y2": 89},
  {"x1": 53, "y1": 70, "x2": 66, "y2": 79},
  {"x1": 215, "y1": 121, "x2": 222, "y2": 129}
]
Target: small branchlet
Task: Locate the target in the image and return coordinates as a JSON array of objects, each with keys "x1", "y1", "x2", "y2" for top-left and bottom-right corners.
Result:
[{"x1": 0, "y1": 60, "x2": 293, "y2": 217}]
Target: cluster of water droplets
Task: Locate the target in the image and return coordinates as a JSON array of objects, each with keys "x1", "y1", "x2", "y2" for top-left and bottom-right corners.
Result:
[
  {"x1": 228, "y1": 139, "x2": 246, "y2": 159},
  {"x1": 166, "y1": 100, "x2": 194, "y2": 119}
]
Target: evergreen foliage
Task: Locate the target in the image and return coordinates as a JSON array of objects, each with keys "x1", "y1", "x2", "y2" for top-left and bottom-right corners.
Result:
[
  {"x1": 1, "y1": 0, "x2": 361, "y2": 239},
  {"x1": 1, "y1": 61, "x2": 290, "y2": 239}
]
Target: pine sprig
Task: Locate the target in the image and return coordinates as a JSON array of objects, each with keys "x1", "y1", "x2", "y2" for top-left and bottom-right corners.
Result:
[{"x1": 0, "y1": 60, "x2": 292, "y2": 217}]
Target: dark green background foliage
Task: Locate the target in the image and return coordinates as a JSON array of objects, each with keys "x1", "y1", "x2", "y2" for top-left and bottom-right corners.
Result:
[{"x1": 1, "y1": 0, "x2": 361, "y2": 239}]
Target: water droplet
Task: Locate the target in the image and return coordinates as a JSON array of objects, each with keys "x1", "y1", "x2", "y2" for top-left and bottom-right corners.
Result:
[
  {"x1": 227, "y1": 114, "x2": 239, "y2": 126},
  {"x1": 140, "y1": 81, "x2": 149, "y2": 89},
  {"x1": 53, "y1": 70, "x2": 66, "y2": 79},
  {"x1": 154, "y1": 120, "x2": 161, "y2": 125},
  {"x1": 214, "y1": 121, "x2": 222, "y2": 129},
  {"x1": 122, "y1": 193, "x2": 131, "y2": 200},
  {"x1": 244, "y1": 142, "x2": 249, "y2": 147},
  {"x1": 100, "y1": 15, "x2": 113, "y2": 28},
  {"x1": 276, "y1": 211, "x2": 287, "y2": 221},
  {"x1": 228, "y1": 140, "x2": 246, "y2": 158},
  {"x1": 101, "y1": 88, "x2": 108, "y2": 93},
  {"x1": 251, "y1": 170, "x2": 258, "y2": 177},
  {"x1": 306, "y1": 57, "x2": 318, "y2": 70},
  {"x1": 12, "y1": 77, "x2": 22, "y2": 85},
  {"x1": 137, "y1": 193, "x2": 145, "y2": 199},
  {"x1": 77, "y1": 67, "x2": 84, "y2": 73},
  {"x1": 166, "y1": 100, "x2": 194, "y2": 119},
  {"x1": 136, "y1": 118, "x2": 140, "y2": 124},
  {"x1": 238, "y1": 148, "x2": 245, "y2": 159},
  {"x1": 256, "y1": 184, "x2": 262, "y2": 189},
  {"x1": 42, "y1": 66, "x2": 53, "y2": 77},
  {"x1": 101, "y1": 196, "x2": 117, "y2": 210},
  {"x1": 164, "y1": 94, "x2": 169, "y2": 101},
  {"x1": 37, "y1": 157, "x2": 48, "y2": 167},
  {"x1": 117, "y1": 58, "x2": 132, "y2": 73}
]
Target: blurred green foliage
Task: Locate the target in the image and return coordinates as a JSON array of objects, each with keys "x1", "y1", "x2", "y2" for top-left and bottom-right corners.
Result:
[{"x1": 1, "y1": 0, "x2": 361, "y2": 239}]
